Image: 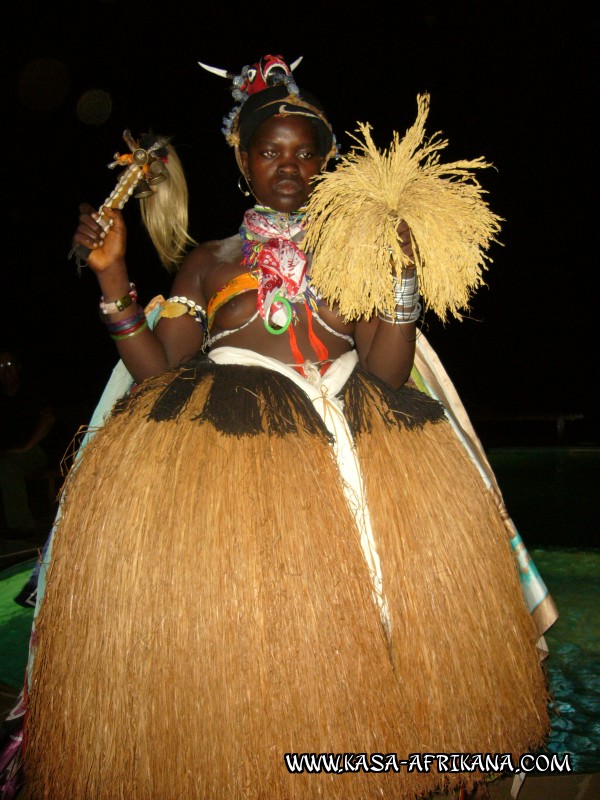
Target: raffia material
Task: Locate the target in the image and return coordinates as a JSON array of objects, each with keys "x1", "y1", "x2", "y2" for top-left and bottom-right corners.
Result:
[
  {"x1": 22, "y1": 368, "x2": 439, "y2": 800},
  {"x1": 351, "y1": 374, "x2": 550, "y2": 790},
  {"x1": 343, "y1": 368, "x2": 446, "y2": 434},
  {"x1": 21, "y1": 366, "x2": 549, "y2": 799},
  {"x1": 304, "y1": 94, "x2": 503, "y2": 321},
  {"x1": 121, "y1": 357, "x2": 334, "y2": 441}
]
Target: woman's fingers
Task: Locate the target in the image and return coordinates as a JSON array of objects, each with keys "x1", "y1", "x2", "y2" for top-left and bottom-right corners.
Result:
[
  {"x1": 396, "y1": 219, "x2": 414, "y2": 260},
  {"x1": 71, "y1": 205, "x2": 127, "y2": 269}
]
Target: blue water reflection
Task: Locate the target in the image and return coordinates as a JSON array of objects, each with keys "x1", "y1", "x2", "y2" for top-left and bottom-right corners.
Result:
[
  {"x1": 529, "y1": 547, "x2": 600, "y2": 773},
  {"x1": 489, "y1": 446, "x2": 598, "y2": 773}
]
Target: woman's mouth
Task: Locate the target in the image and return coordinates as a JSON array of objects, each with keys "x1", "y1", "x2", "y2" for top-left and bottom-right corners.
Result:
[{"x1": 274, "y1": 178, "x2": 302, "y2": 193}]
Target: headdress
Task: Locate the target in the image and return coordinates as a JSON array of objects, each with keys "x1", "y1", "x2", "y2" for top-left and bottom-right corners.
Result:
[{"x1": 199, "y1": 54, "x2": 337, "y2": 171}]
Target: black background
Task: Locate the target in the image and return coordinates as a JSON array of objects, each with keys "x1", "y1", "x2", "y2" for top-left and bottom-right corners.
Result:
[{"x1": 1, "y1": 1, "x2": 596, "y2": 451}]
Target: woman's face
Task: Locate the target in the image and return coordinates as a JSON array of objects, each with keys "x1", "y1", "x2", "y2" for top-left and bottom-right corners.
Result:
[{"x1": 240, "y1": 115, "x2": 324, "y2": 212}]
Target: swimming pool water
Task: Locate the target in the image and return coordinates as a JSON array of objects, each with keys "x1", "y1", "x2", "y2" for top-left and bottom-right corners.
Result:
[{"x1": 529, "y1": 547, "x2": 600, "y2": 773}]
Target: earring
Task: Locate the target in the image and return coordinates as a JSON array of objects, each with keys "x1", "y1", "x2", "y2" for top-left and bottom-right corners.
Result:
[{"x1": 238, "y1": 174, "x2": 251, "y2": 197}]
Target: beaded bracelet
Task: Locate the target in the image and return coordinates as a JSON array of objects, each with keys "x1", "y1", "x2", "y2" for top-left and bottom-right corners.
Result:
[{"x1": 99, "y1": 283, "x2": 138, "y2": 315}]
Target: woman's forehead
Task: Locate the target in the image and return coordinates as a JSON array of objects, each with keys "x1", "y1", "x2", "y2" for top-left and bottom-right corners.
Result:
[{"x1": 250, "y1": 115, "x2": 319, "y2": 145}]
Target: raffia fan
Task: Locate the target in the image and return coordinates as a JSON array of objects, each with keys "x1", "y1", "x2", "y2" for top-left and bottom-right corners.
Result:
[{"x1": 303, "y1": 94, "x2": 503, "y2": 322}]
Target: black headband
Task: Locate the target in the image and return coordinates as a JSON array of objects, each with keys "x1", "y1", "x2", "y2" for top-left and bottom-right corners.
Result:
[{"x1": 236, "y1": 85, "x2": 334, "y2": 158}]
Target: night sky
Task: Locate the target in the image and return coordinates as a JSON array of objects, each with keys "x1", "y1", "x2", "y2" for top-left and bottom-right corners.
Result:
[{"x1": 2, "y1": 1, "x2": 596, "y2": 449}]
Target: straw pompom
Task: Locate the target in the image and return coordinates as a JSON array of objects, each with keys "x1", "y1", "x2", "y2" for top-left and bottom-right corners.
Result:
[{"x1": 304, "y1": 94, "x2": 503, "y2": 321}]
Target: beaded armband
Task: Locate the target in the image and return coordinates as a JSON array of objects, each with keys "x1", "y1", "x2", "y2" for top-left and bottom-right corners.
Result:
[{"x1": 161, "y1": 296, "x2": 208, "y2": 335}]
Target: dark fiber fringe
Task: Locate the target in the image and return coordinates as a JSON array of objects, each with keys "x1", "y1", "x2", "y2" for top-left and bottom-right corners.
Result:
[
  {"x1": 116, "y1": 359, "x2": 445, "y2": 440},
  {"x1": 112, "y1": 354, "x2": 217, "y2": 421},
  {"x1": 117, "y1": 357, "x2": 333, "y2": 442},
  {"x1": 194, "y1": 366, "x2": 333, "y2": 440},
  {"x1": 111, "y1": 363, "x2": 209, "y2": 421},
  {"x1": 147, "y1": 363, "x2": 211, "y2": 421},
  {"x1": 343, "y1": 370, "x2": 446, "y2": 436}
]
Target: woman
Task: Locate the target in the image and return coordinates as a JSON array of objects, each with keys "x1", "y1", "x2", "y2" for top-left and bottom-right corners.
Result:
[
  {"x1": 15, "y1": 57, "x2": 552, "y2": 800},
  {"x1": 73, "y1": 94, "x2": 417, "y2": 388}
]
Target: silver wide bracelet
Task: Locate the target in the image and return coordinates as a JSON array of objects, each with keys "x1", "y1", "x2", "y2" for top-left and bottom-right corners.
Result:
[{"x1": 378, "y1": 272, "x2": 422, "y2": 324}]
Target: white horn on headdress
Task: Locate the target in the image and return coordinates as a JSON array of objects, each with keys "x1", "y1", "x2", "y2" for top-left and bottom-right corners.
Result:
[
  {"x1": 290, "y1": 56, "x2": 303, "y2": 72},
  {"x1": 198, "y1": 61, "x2": 234, "y2": 79}
]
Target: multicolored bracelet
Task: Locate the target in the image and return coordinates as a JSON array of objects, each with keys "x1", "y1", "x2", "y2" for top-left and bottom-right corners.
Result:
[
  {"x1": 99, "y1": 283, "x2": 138, "y2": 315},
  {"x1": 110, "y1": 319, "x2": 148, "y2": 341},
  {"x1": 103, "y1": 304, "x2": 148, "y2": 341}
]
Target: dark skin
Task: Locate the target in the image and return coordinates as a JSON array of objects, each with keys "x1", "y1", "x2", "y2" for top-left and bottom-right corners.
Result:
[{"x1": 73, "y1": 115, "x2": 417, "y2": 387}]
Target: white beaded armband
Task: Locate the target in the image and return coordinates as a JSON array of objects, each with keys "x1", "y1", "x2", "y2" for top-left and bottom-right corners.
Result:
[{"x1": 161, "y1": 296, "x2": 208, "y2": 333}]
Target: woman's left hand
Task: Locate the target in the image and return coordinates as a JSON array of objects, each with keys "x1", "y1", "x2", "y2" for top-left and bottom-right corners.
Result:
[{"x1": 396, "y1": 219, "x2": 415, "y2": 265}]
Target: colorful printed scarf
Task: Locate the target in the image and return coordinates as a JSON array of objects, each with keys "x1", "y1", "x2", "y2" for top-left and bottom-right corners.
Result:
[{"x1": 240, "y1": 205, "x2": 312, "y2": 330}]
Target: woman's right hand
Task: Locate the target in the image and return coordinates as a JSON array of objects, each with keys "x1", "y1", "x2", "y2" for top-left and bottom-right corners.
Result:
[{"x1": 72, "y1": 204, "x2": 128, "y2": 274}]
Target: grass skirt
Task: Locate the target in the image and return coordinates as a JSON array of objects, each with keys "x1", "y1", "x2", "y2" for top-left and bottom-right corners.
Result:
[{"x1": 20, "y1": 357, "x2": 549, "y2": 799}]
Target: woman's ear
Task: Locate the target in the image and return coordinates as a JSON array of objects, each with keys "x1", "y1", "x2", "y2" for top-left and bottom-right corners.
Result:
[{"x1": 239, "y1": 150, "x2": 249, "y2": 178}]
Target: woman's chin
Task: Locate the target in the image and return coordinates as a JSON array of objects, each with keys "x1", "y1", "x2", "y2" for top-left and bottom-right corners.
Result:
[
  {"x1": 266, "y1": 197, "x2": 306, "y2": 213},
  {"x1": 253, "y1": 189, "x2": 309, "y2": 213}
]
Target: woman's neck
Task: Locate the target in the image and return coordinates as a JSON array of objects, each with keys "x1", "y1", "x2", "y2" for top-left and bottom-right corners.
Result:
[{"x1": 251, "y1": 203, "x2": 307, "y2": 220}]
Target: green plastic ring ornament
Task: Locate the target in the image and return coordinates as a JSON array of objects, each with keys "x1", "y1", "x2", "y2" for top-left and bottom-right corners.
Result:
[{"x1": 264, "y1": 294, "x2": 293, "y2": 335}]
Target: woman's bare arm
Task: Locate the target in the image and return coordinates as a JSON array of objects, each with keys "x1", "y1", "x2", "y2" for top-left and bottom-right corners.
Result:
[
  {"x1": 72, "y1": 205, "x2": 208, "y2": 384},
  {"x1": 353, "y1": 221, "x2": 419, "y2": 389}
]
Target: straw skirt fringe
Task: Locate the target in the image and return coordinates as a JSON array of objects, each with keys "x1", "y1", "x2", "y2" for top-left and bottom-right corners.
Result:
[{"x1": 21, "y1": 361, "x2": 548, "y2": 800}]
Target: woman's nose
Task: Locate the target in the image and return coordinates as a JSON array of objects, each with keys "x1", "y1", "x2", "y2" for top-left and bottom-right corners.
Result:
[{"x1": 277, "y1": 156, "x2": 299, "y2": 174}]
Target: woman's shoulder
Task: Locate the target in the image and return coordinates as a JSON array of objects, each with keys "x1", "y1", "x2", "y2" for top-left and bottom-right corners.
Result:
[
  {"x1": 195, "y1": 234, "x2": 241, "y2": 259},
  {"x1": 177, "y1": 234, "x2": 241, "y2": 278}
]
